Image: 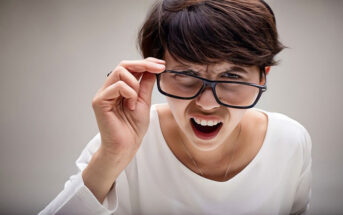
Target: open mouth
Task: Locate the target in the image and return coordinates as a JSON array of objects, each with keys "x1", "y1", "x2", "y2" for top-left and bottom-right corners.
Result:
[{"x1": 190, "y1": 118, "x2": 223, "y2": 140}]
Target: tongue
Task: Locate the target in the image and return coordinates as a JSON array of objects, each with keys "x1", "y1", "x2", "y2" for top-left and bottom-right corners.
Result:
[{"x1": 191, "y1": 119, "x2": 221, "y2": 133}]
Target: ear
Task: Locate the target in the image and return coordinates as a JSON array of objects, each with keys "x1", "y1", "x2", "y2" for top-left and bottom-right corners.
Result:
[
  {"x1": 259, "y1": 66, "x2": 270, "y2": 85},
  {"x1": 265, "y1": 66, "x2": 270, "y2": 75}
]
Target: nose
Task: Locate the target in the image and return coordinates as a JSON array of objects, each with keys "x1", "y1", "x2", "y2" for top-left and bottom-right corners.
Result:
[{"x1": 195, "y1": 87, "x2": 220, "y2": 110}]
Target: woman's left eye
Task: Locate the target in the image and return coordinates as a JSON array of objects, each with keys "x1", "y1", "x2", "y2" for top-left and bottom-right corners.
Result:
[{"x1": 221, "y1": 73, "x2": 241, "y2": 79}]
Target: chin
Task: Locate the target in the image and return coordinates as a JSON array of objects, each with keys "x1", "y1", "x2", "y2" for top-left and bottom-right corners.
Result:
[{"x1": 191, "y1": 140, "x2": 223, "y2": 151}]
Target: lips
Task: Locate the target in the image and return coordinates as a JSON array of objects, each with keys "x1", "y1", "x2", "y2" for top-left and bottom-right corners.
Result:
[{"x1": 190, "y1": 117, "x2": 223, "y2": 140}]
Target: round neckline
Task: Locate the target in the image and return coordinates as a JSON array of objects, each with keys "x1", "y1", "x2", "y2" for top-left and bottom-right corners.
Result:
[{"x1": 151, "y1": 104, "x2": 272, "y2": 185}]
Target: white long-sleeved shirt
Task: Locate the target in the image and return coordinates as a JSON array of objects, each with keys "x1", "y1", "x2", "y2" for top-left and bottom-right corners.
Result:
[{"x1": 39, "y1": 104, "x2": 312, "y2": 215}]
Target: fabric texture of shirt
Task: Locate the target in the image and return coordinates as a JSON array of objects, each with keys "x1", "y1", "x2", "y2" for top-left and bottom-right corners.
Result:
[{"x1": 39, "y1": 104, "x2": 312, "y2": 215}]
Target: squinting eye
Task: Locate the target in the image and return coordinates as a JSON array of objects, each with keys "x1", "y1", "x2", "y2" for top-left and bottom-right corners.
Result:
[
  {"x1": 173, "y1": 73, "x2": 194, "y2": 80},
  {"x1": 182, "y1": 70, "x2": 199, "y2": 76},
  {"x1": 222, "y1": 73, "x2": 241, "y2": 79}
]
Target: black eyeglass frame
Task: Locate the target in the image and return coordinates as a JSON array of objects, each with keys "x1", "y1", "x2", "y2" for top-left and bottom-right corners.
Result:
[{"x1": 156, "y1": 70, "x2": 267, "y2": 109}]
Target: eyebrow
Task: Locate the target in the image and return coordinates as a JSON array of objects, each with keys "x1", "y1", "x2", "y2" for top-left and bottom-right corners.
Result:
[
  {"x1": 224, "y1": 66, "x2": 249, "y2": 74},
  {"x1": 171, "y1": 65, "x2": 249, "y2": 74}
]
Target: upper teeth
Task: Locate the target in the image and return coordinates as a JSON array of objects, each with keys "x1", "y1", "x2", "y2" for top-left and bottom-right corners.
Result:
[{"x1": 192, "y1": 117, "x2": 221, "y2": 126}]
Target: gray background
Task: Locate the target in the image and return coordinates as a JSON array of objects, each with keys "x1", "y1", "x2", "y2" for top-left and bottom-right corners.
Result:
[{"x1": 0, "y1": 0, "x2": 342, "y2": 214}]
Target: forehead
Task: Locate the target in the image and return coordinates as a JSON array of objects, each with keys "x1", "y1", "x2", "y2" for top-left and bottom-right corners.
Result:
[{"x1": 164, "y1": 50, "x2": 258, "y2": 75}]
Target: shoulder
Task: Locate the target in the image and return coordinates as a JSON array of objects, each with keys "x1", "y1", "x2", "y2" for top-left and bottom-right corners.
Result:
[
  {"x1": 148, "y1": 103, "x2": 171, "y2": 133},
  {"x1": 262, "y1": 109, "x2": 312, "y2": 155},
  {"x1": 269, "y1": 111, "x2": 310, "y2": 141},
  {"x1": 138, "y1": 103, "x2": 165, "y2": 150},
  {"x1": 147, "y1": 103, "x2": 162, "y2": 133}
]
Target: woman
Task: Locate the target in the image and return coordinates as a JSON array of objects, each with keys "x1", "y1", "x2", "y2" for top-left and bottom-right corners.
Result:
[{"x1": 40, "y1": 0, "x2": 312, "y2": 214}]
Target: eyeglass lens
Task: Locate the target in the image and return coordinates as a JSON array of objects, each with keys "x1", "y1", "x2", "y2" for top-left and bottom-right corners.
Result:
[{"x1": 159, "y1": 72, "x2": 260, "y2": 107}]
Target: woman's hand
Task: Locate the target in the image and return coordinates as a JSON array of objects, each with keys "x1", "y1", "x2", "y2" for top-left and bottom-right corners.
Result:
[
  {"x1": 83, "y1": 58, "x2": 165, "y2": 203},
  {"x1": 92, "y1": 57, "x2": 165, "y2": 159}
]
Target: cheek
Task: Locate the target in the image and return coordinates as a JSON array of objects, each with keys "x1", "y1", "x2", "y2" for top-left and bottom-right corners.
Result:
[
  {"x1": 224, "y1": 108, "x2": 247, "y2": 126},
  {"x1": 166, "y1": 97, "x2": 191, "y2": 125}
]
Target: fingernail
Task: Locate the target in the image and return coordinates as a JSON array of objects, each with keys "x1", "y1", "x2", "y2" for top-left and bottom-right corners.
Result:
[{"x1": 154, "y1": 64, "x2": 165, "y2": 69}]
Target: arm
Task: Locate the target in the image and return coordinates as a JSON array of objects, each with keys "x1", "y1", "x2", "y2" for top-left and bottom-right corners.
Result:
[
  {"x1": 38, "y1": 133, "x2": 119, "y2": 215},
  {"x1": 290, "y1": 127, "x2": 312, "y2": 215},
  {"x1": 39, "y1": 58, "x2": 165, "y2": 215}
]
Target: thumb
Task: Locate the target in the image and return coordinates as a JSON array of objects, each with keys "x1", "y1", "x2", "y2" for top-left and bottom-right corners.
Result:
[{"x1": 138, "y1": 72, "x2": 156, "y2": 106}]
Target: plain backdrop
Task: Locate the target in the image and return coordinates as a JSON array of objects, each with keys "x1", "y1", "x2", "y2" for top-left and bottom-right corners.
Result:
[{"x1": 0, "y1": 0, "x2": 342, "y2": 214}]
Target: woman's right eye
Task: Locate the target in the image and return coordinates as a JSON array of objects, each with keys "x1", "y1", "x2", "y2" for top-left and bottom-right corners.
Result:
[
  {"x1": 173, "y1": 73, "x2": 193, "y2": 79},
  {"x1": 175, "y1": 70, "x2": 199, "y2": 76},
  {"x1": 184, "y1": 70, "x2": 197, "y2": 75}
]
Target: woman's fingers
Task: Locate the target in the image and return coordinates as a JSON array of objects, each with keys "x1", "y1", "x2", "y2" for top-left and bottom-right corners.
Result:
[
  {"x1": 145, "y1": 57, "x2": 166, "y2": 64},
  {"x1": 138, "y1": 72, "x2": 156, "y2": 107},
  {"x1": 103, "y1": 58, "x2": 165, "y2": 90},
  {"x1": 120, "y1": 58, "x2": 165, "y2": 73},
  {"x1": 96, "y1": 81, "x2": 138, "y2": 111},
  {"x1": 95, "y1": 57, "x2": 165, "y2": 111},
  {"x1": 102, "y1": 66, "x2": 140, "y2": 92},
  {"x1": 130, "y1": 57, "x2": 165, "y2": 80},
  {"x1": 118, "y1": 59, "x2": 165, "y2": 80}
]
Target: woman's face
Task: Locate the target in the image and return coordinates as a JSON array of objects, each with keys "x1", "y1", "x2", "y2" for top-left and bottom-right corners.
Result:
[{"x1": 163, "y1": 51, "x2": 265, "y2": 152}]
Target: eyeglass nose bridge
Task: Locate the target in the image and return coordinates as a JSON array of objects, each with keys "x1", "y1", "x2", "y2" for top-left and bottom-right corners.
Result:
[{"x1": 196, "y1": 79, "x2": 219, "y2": 100}]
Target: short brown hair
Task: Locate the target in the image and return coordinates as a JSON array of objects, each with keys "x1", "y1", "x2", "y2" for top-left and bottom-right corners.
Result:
[{"x1": 137, "y1": 0, "x2": 285, "y2": 69}]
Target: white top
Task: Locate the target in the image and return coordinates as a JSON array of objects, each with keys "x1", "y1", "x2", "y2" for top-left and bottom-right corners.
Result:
[{"x1": 39, "y1": 104, "x2": 312, "y2": 215}]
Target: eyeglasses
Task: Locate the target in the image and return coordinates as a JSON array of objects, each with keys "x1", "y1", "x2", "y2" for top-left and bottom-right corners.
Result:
[{"x1": 156, "y1": 70, "x2": 267, "y2": 109}]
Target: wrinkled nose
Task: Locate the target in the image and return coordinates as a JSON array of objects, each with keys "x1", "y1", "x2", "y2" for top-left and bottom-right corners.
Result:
[{"x1": 195, "y1": 87, "x2": 220, "y2": 110}]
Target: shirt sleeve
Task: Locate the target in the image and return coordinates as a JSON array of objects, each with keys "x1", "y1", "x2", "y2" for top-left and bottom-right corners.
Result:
[
  {"x1": 38, "y1": 133, "x2": 119, "y2": 215},
  {"x1": 290, "y1": 127, "x2": 312, "y2": 215}
]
